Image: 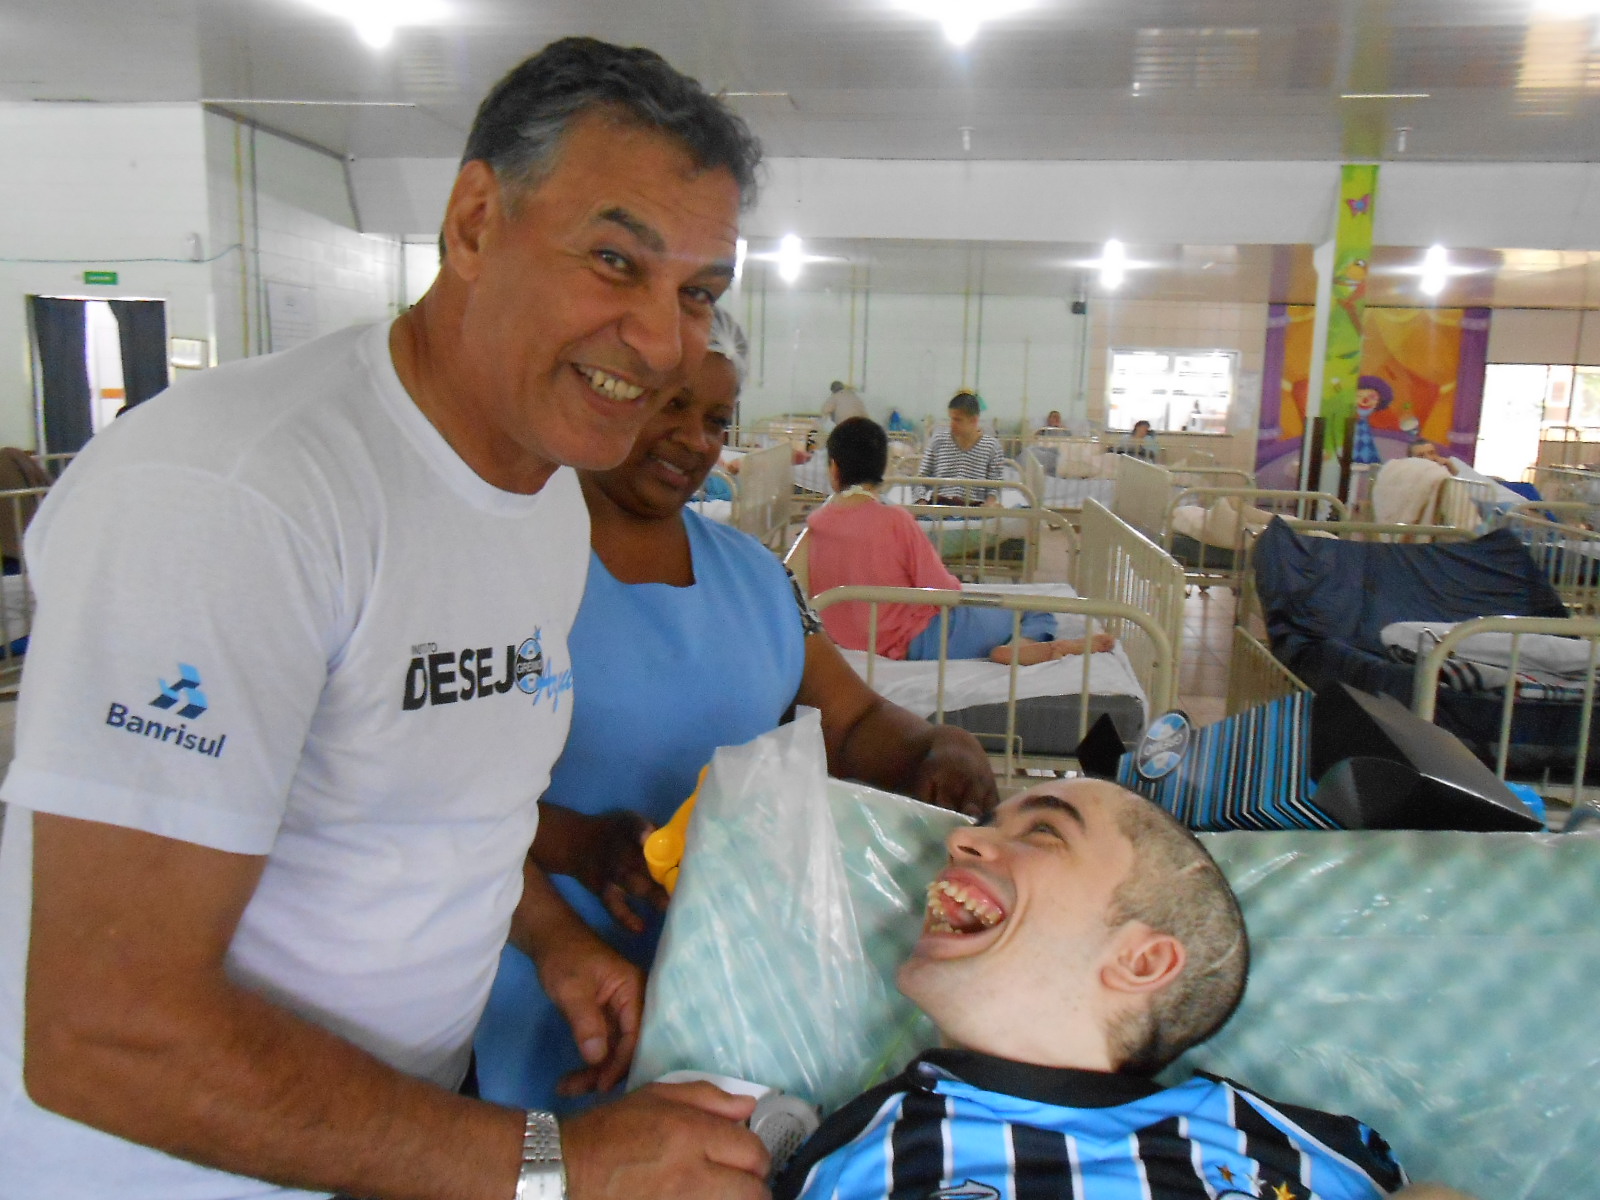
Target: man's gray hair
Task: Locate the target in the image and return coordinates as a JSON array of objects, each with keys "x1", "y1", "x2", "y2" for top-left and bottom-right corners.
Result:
[
  {"x1": 459, "y1": 37, "x2": 762, "y2": 210},
  {"x1": 1103, "y1": 791, "x2": 1249, "y2": 1076}
]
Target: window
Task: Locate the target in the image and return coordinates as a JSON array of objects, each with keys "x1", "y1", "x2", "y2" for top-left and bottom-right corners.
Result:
[
  {"x1": 1107, "y1": 348, "x2": 1236, "y2": 433},
  {"x1": 1476, "y1": 364, "x2": 1600, "y2": 481}
]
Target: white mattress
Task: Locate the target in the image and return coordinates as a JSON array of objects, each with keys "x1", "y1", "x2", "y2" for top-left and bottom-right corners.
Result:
[{"x1": 837, "y1": 582, "x2": 1146, "y2": 718}]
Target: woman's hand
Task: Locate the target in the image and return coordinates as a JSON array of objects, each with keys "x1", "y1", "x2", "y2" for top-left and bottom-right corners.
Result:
[
  {"x1": 532, "y1": 803, "x2": 669, "y2": 934},
  {"x1": 910, "y1": 725, "x2": 999, "y2": 819}
]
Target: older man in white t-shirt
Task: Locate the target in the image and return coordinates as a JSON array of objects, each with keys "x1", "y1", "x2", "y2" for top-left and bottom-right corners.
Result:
[{"x1": 0, "y1": 38, "x2": 770, "y2": 1200}]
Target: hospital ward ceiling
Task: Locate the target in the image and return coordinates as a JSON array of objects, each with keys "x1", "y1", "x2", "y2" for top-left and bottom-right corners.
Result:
[
  {"x1": 9, "y1": 0, "x2": 1600, "y2": 161},
  {"x1": 6, "y1": 0, "x2": 1600, "y2": 307}
]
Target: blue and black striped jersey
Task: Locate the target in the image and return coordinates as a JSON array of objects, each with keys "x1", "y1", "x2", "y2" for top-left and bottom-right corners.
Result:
[{"x1": 775, "y1": 1049, "x2": 1406, "y2": 1200}]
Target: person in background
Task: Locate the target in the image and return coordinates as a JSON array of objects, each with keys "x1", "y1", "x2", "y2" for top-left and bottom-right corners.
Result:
[
  {"x1": 474, "y1": 311, "x2": 998, "y2": 1113},
  {"x1": 917, "y1": 390, "x2": 1005, "y2": 503},
  {"x1": 1038, "y1": 408, "x2": 1063, "y2": 432},
  {"x1": 807, "y1": 417, "x2": 1113, "y2": 666},
  {"x1": 1408, "y1": 438, "x2": 1459, "y2": 475},
  {"x1": 1117, "y1": 418, "x2": 1161, "y2": 460},
  {"x1": 776, "y1": 779, "x2": 1467, "y2": 1200},
  {"x1": 3, "y1": 36, "x2": 774, "y2": 1200},
  {"x1": 821, "y1": 379, "x2": 868, "y2": 427}
]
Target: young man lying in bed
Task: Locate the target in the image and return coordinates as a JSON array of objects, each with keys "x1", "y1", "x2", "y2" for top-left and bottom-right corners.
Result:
[{"x1": 774, "y1": 779, "x2": 1471, "y2": 1200}]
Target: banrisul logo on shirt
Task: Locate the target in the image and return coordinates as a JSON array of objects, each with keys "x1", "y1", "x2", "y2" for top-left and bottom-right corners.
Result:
[
  {"x1": 402, "y1": 629, "x2": 574, "y2": 713},
  {"x1": 103, "y1": 662, "x2": 227, "y2": 758}
]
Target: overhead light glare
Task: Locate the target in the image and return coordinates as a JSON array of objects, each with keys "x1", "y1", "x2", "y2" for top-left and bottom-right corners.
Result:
[
  {"x1": 777, "y1": 235, "x2": 804, "y2": 284},
  {"x1": 301, "y1": 0, "x2": 448, "y2": 50},
  {"x1": 1340, "y1": 92, "x2": 1431, "y2": 100},
  {"x1": 1531, "y1": 0, "x2": 1600, "y2": 17},
  {"x1": 1419, "y1": 244, "x2": 1450, "y2": 297},
  {"x1": 734, "y1": 238, "x2": 748, "y2": 284},
  {"x1": 1100, "y1": 239, "x2": 1126, "y2": 290},
  {"x1": 898, "y1": 1, "x2": 1033, "y2": 47}
]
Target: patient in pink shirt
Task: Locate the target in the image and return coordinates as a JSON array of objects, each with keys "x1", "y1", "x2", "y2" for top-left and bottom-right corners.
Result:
[{"x1": 805, "y1": 418, "x2": 1113, "y2": 665}]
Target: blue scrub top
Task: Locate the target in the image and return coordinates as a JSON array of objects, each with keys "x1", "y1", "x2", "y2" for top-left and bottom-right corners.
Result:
[{"x1": 474, "y1": 511, "x2": 809, "y2": 1110}]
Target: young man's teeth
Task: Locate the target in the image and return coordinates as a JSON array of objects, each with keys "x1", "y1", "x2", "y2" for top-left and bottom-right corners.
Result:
[
  {"x1": 925, "y1": 879, "x2": 1003, "y2": 931},
  {"x1": 578, "y1": 367, "x2": 645, "y2": 402}
]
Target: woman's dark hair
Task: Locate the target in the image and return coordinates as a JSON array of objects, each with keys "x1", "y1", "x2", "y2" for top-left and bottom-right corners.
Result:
[
  {"x1": 459, "y1": 37, "x2": 763, "y2": 208},
  {"x1": 948, "y1": 391, "x2": 982, "y2": 419},
  {"x1": 828, "y1": 417, "x2": 889, "y2": 488}
]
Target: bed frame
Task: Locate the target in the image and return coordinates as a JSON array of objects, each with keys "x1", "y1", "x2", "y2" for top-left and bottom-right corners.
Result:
[
  {"x1": 1411, "y1": 615, "x2": 1600, "y2": 821},
  {"x1": 1498, "y1": 511, "x2": 1600, "y2": 617},
  {"x1": 878, "y1": 475, "x2": 1066, "y2": 584},
  {"x1": 0, "y1": 484, "x2": 52, "y2": 696},
  {"x1": 1431, "y1": 474, "x2": 1499, "y2": 531},
  {"x1": 807, "y1": 500, "x2": 1180, "y2": 777},
  {"x1": 722, "y1": 442, "x2": 794, "y2": 550}
]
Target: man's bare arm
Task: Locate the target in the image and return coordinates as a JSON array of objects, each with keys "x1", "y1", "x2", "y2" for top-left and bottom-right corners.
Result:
[
  {"x1": 26, "y1": 812, "x2": 524, "y2": 1200},
  {"x1": 26, "y1": 812, "x2": 771, "y2": 1200}
]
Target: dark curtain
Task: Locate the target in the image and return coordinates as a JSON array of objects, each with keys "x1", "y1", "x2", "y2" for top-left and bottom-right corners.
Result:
[
  {"x1": 29, "y1": 297, "x2": 93, "y2": 456},
  {"x1": 108, "y1": 299, "x2": 170, "y2": 409}
]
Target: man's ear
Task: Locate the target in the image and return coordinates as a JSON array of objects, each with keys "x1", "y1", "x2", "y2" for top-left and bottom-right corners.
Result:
[
  {"x1": 1101, "y1": 925, "x2": 1185, "y2": 997},
  {"x1": 439, "y1": 160, "x2": 503, "y2": 285}
]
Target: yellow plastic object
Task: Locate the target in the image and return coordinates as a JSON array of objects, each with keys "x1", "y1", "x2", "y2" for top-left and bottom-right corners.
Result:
[{"x1": 644, "y1": 765, "x2": 709, "y2": 894}]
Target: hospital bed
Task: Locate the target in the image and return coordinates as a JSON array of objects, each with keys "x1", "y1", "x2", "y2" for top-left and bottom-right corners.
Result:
[
  {"x1": 798, "y1": 500, "x2": 1183, "y2": 776},
  {"x1": 688, "y1": 443, "x2": 795, "y2": 549},
  {"x1": 0, "y1": 485, "x2": 51, "y2": 695},
  {"x1": 1113, "y1": 454, "x2": 1347, "y2": 592},
  {"x1": 633, "y1": 715, "x2": 1600, "y2": 1199},
  {"x1": 1252, "y1": 515, "x2": 1600, "y2": 800},
  {"x1": 880, "y1": 475, "x2": 1058, "y2": 584}
]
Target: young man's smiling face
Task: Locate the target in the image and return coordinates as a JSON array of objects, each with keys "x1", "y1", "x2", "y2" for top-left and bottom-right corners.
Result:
[{"x1": 897, "y1": 780, "x2": 1152, "y2": 1069}]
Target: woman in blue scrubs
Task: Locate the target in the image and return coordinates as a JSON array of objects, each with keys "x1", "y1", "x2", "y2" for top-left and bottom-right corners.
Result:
[{"x1": 474, "y1": 309, "x2": 995, "y2": 1110}]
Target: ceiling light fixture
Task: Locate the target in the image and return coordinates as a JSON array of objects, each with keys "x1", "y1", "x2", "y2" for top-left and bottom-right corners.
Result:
[
  {"x1": 1419, "y1": 245, "x2": 1450, "y2": 297},
  {"x1": 301, "y1": 0, "x2": 448, "y2": 49},
  {"x1": 1099, "y1": 239, "x2": 1127, "y2": 290},
  {"x1": 777, "y1": 235, "x2": 805, "y2": 284},
  {"x1": 898, "y1": 0, "x2": 1033, "y2": 47},
  {"x1": 1340, "y1": 92, "x2": 1431, "y2": 100}
]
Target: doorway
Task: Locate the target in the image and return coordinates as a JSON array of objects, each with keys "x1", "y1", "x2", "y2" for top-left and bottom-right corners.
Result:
[{"x1": 27, "y1": 296, "x2": 169, "y2": 456}]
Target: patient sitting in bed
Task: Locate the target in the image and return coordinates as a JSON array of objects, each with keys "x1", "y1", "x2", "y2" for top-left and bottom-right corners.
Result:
[
  {"x1": 776, "y1": 780, "x2": 1469, "y2": 1200},
  {"x1": 806, "y1": 417, "x2": 1114, "y2": 667}
]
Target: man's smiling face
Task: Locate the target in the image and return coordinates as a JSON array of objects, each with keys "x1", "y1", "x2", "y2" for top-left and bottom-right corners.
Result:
[
  {"x1": 445, "y1": 110, "x2": 741, "y2": 483},
  {"x1": 897, "y1": 780, "x2": 1141, "y2": 1067}
]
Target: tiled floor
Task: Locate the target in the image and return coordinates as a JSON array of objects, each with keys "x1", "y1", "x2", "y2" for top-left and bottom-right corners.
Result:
[{"x1": 1177, "y1": 586, "x2": 1237, "y2": 727}]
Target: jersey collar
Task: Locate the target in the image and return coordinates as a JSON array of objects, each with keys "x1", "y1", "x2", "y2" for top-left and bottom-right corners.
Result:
[{"x1": 912, "y1": 1048, "x2": 1166, "y2": 1110}]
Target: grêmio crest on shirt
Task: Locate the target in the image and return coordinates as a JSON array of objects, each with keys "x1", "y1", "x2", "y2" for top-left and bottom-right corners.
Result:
[{"x1": 402, "y1": 631, "x2": 572, "y2": 712}]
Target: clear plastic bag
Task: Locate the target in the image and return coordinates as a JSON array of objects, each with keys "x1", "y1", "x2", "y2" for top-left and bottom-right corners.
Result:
[{"x1": 628, "y1": 709, "x2": 968, "y2": 1112}]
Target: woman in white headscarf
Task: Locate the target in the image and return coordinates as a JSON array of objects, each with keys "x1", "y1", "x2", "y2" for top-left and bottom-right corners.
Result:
[{"x1": 473, "y1": 307, "x2": 995, "y2": 1112}]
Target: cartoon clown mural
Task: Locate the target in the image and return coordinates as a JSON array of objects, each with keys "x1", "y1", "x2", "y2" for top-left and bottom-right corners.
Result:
[{"x1": 1352, "y1": 374, "x2": 1392, "y2": 466}]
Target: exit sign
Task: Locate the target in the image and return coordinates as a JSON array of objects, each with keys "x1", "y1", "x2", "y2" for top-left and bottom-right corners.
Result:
[{"x1": 82, "y1": 270, "x2": 118, "y2": 286}]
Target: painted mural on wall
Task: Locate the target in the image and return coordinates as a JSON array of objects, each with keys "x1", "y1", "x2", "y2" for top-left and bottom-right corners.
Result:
[{"x1": 1255, "y1": 305, "x2": 1491, "y2": 490}]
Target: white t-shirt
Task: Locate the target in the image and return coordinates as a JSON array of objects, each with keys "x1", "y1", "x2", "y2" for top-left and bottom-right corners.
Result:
[{"x1": 0, "y1": 322, "x2": 588, "y2": 1199}]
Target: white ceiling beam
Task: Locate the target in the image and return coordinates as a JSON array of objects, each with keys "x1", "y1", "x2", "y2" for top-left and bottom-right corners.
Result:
[{"x1": 349, "y1": 155, "x2": 1600, "y2": 254}]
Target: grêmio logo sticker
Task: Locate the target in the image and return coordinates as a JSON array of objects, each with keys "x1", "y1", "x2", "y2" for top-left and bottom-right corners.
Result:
[
  {"x1": 402, "y1": 631, "x2": 573, "y2": 713},
  {"x1": 103, "y1": 663, "x2": 227, "y2": 759}
]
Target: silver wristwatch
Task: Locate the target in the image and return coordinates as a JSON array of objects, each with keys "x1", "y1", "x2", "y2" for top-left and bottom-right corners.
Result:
[{"x1": 514, "y1": 1110, "x2": 565, "y2": 1200}]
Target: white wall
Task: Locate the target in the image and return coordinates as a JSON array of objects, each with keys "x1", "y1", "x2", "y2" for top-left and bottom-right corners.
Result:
[
  {"x1": 728, "y1": 280, "x2": 1083, "y2": 430},
  {"x1": 204, "y1": 111, "x2": 403, "y2": 364},
  {"x1": 0, "y1": 103, "x2": 212, "y2": 449}
]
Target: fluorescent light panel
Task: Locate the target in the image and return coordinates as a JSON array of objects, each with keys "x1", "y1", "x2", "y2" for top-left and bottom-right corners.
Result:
[
  {"x1": 898, "y1": 0, "x2": 1033, "y2": 47},
  {"x1": 301, "y1": 0, "x2": 448, "y2": 49}
]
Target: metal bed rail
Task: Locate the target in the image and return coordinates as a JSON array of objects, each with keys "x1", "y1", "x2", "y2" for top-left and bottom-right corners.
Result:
[
  {"x1": 726, "y1": 442, "x2": 794, "y2": 550},
  {"x1": 1432, "y1": 475, "x2": 1498, "y2": 532},
  {"x1": 1498, "y1": 511, "x2": 1600, "y2": 617},
  {"x1": 1163, "y1": 485, "x2": 1349, "y2": 592},
  {"x1": 811, "y1": 584, "x2": 1175, "y2": 778},
  {"x1": 1077, "y1": 498, "x2": 1185, "y2": 717},
  {"x1": 0, "y1": 485, "x2": 51, "y2": 694},
  {"x1": 1532, "y1": 464, "x2": 1600, "y2": 505},
  {"x1": 1226, "y1": 627, "x2": 1310, "y2": 717},
  {"x1": 1412, "y1": 615, "x2": 1600, "y2": 816}
]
